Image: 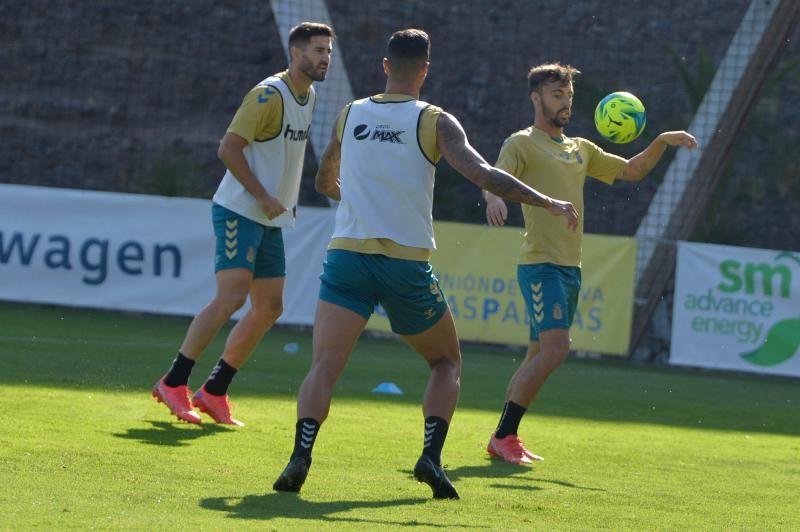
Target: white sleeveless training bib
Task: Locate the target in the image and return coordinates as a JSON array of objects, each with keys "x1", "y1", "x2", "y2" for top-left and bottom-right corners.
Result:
[
  {"x1": 334, "y1": 96, "x2": 436, "y2": 249},
  {"x1": 213, "y1": 75, "x2": 315, "y2": 227}
]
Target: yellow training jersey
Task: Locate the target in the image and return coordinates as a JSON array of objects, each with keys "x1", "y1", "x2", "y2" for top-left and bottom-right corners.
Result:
[
  {"x1": 496, "y1": 126, "x2": 626, "y2": 267},
  {"x1": 226, "y1": 70, "x2": 309, "y2": 143},
  {"x1": 328, "y1": 94, "x2": 443, "y2": 261}
]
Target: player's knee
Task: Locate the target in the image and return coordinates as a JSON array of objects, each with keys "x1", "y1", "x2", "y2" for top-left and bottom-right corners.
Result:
[
  {"x1": 548, "y1": 342, "x2": 570, "y2": 367},
  {"x1": 213, "y1": 290, "x2": 248, "y2": 316},
  {"x1": 309, "y1": 358, "x2": 346, "y2": 385},
  {"x1": 540, "y1": 334, "x2": 570, "y2": 367},
  {"x1": 554, "y1": 346, "x2": 570, "y2": 365},
  {"x1": 254, "y1": 296, "x2": 283, "y2": 322},
  {"x1": 429, "y1": 353, "x2": 461, "y2": 376}
]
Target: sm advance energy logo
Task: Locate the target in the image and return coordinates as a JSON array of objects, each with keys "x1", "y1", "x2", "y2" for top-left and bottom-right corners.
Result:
[{"x1": 684, "y1": 251, "x2": 800, "y2": 367}]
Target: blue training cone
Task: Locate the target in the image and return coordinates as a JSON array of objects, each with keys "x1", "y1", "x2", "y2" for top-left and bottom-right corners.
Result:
[{"x1": 371, "y1": 382, "x2": 404, "y2": 395}]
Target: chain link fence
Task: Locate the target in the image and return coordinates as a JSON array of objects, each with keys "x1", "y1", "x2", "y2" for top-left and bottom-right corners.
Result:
[{"x1": 2, "y1": 0, "x2": 797, "y2": 355}]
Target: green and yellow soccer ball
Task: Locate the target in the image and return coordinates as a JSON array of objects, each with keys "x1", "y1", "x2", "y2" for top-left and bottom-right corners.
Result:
[{"x1": 594, "y1": 92, "x2": 646, "y2": 144}]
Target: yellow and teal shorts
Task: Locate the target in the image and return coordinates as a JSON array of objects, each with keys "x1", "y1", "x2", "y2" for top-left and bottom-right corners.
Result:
[
  {"x1": 518, "y1": 262, "x2": 581, "y2": 341},
  {"x1": 212, "y1": 203, "x2": 285, "y2": 278},
  {"x1": 319, "y1": 249, "x2": 448, "y2": 335}
]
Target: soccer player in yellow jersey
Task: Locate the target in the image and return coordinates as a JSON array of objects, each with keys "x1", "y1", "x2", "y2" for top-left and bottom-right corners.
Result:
[
  {"x1": 151, "y1": 23, "x2": 333, "y2": 426},
  {"x1": 483, "y1": 63, "x2": 697, "y2": 464},
  {"x1": 273, "y1": 30, "x2": 578, "y2": 499}
]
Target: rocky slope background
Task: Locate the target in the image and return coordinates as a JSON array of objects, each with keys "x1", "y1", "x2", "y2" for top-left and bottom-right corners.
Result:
[{"x1": 1, "y1": 0, "x2": 797, "y2": 250}]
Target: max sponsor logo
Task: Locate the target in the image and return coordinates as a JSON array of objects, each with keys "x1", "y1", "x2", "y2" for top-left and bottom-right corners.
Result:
[{"x1": 352, "y1": 124, "x2": 405, "y2": 143}]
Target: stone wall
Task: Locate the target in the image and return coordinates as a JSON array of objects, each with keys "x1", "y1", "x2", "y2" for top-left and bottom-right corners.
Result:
[{"x1": 1, "y1": 0, "x2": 797, "y2": 249}]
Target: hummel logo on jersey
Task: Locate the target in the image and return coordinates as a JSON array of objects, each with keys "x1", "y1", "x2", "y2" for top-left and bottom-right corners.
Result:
[
  {"x1": 353, "y1": 124, "x2": 405, "y2": 143},
  {"x1": 257, "y1": 86, "x2": 277, "y2": 103},
  {"x1": 284, "y1": 124, "x2": 311, "y2": 141}
]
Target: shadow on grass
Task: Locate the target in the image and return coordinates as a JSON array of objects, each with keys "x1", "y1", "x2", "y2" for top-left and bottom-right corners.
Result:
[
  {"x1": 441, "y1": 460, "x2": 604, "y2": 492},
  {"x1": 3, "y1": 301, "x2": 799, "y2": 437},
  {"x1": 399, "y1": 460, "x2": 604, "y2": 493},
  {"x1": 113, "y1": 420, "x2": 233, "y2": 447},
  {"x1": 200, "y1": 493, "x2": 476, "y2": 527}
]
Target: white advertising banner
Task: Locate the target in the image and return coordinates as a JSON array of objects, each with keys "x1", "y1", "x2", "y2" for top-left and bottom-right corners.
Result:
[
  {"x1": 0, "y1": 184, "x2": 334, "y2": 325},
  {"x1": 671, "y1": 241, "x2": 800, "y2": 377}
]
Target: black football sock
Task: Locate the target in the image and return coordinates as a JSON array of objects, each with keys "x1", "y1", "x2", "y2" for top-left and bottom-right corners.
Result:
[
  {"x1": 290, "y1": 418, "x2": 320, "y2": 465},
  {"x1": 163, "y1": 352, "x2": 195, "y2": 387},
  {"x1": 422, "y1": 416, "x2": 449, "y2": 466},
  {"x1": 494, "y1": 401, "x2": 510, "y2": 432},
  {"x1": 494, "y1": 401, "x2": 527, "y2": 439},
  {"x1": 203, "y1": 358, "x2": 237, "y2": 396}
]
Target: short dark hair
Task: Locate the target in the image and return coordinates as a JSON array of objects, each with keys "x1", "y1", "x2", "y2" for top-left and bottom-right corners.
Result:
[
  {"x1": 386, "y1": 29, "x2": 430, "y2": 68},
  {"x1": 288, "y1": 22, "x2": 334, "y2": 48},
  {"x1": 527, "y1": 63, "x2": 580, "y2": 93}
]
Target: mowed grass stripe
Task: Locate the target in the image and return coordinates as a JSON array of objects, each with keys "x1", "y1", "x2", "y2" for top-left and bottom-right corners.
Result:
[{"x1": 1, "y1": 302, "x2": 799, "y2": 529}]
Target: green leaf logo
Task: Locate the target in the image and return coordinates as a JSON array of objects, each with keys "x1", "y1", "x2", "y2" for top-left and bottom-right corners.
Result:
[{"x1": 740, "y1": 318, "x2": 800, "y2": 366}]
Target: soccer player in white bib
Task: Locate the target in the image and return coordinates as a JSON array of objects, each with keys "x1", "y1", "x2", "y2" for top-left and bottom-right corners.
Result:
[
  {"x1": 151, "y1": 22, "x2": 334, "y2": 426},
  {"x1": 483, "y1": 63, "x2": 697, "y2": 464},
  {"x1": 272, "y1": 29, "x2": 579, "y2": 499}
]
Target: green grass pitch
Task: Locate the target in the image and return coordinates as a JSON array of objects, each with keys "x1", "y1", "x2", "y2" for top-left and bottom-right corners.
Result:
[{"x1": 1, "y1": 301, "x2": 798, "y2": 529}]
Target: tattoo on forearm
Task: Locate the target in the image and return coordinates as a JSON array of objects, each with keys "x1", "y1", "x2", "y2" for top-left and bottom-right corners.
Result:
[
  {"x1": 483, "y1": 171, "x2": 549, "y2": 207},
  {"x1": 437, "y1": 114, "x2": 549, "y2": 208}
]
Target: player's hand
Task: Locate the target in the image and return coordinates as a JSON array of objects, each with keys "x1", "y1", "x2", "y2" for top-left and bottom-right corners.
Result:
[
  {"x1": 485, "y1": 194, "x2": 508, "y2": 226},
  {"x1": 547, "y1": 198, "x2": 579, "y2": 232},
  {"x1": 658, "y1": 131, "x2": 698, "y2": 149},
  {"x1": 259, "y1": 195, "x2": 288, "y2": 220}
]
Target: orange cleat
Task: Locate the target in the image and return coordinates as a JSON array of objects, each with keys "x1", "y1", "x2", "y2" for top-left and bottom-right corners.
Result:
[
  {"x1": 487, "y1": 433, "x2": 544, "y2": 464},
  {"x1": 192, "y1": 386, "x2": 244, "y2": 426},
  {"x1": 152, "y1": 378, "x2": 202, "y2": 424}
]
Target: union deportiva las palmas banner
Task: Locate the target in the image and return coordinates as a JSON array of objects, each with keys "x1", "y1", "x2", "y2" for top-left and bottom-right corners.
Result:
[
  {"x1": 367, "y1": 222, "x2": 637, "y2": 355},
  {"x1": 1, "y1": 185, "x2": 635, "y2": 355},
  {"x1": 671, "y1": 242, "x2": 800, "y2": 377}
]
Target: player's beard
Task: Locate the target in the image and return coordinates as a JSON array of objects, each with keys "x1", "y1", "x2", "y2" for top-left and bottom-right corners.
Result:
[
  {"x1": 549, "y1": 106, "x2": 571, "y2": 128},
  {"x1": 299, "y1": 55, "x2": 328, "y2": 82}
]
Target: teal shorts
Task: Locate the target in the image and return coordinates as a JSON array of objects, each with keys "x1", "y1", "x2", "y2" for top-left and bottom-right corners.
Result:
[
  {"x1": 212, "y1": 203, "x2": 285, "y2": 278},
  {"x1": 518, "y1": 263, "x2": 581, "y2": 341},
  {"x1": 319, "y1": 249, "x2": 448, "y2": 335}
]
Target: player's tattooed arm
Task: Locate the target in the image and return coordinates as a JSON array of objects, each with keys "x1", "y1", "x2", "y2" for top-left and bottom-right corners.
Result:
[
  {"x1": 315, "y1": 123, "x2": 342, "y2": 200},
  {"x1": 437, "y1": 112, "x2": 579, "y2": 230},
  {"x1": 617, "y1": 130, "x2": 698, "y2": 182},
  {"x1": 437, "y1": 112, "x2": 546, "y2": 205}
]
